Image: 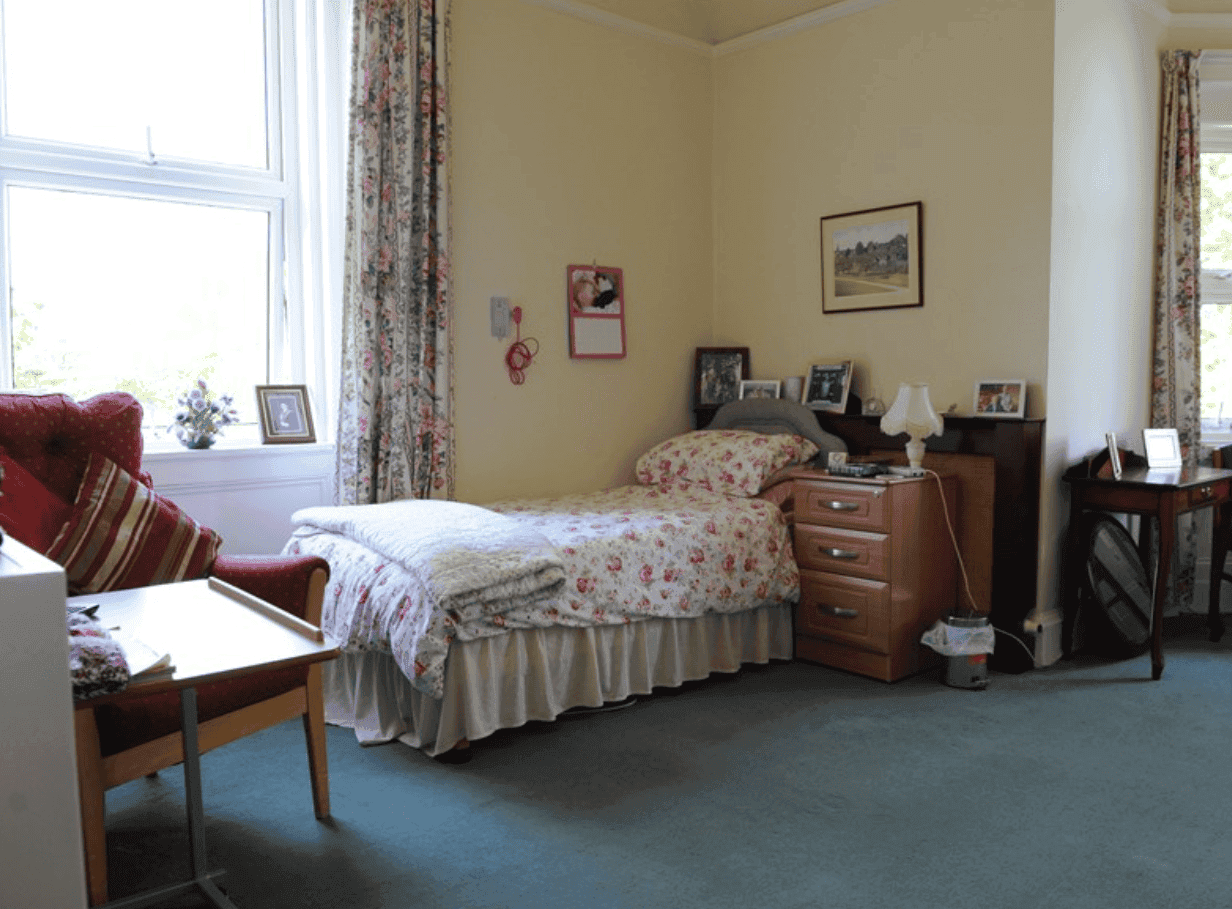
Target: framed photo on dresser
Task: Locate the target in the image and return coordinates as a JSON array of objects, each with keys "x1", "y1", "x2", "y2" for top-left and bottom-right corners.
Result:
[
  {"x1": 803, "y1": 361, "x2": 852, "y2": 413},
  {"x1": 694, "y1": 347, "x2": 749, "y2": 407}
]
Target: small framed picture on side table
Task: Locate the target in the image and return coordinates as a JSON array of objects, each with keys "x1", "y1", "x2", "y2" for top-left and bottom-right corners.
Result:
[
  {"x1": 256, "y1": 385, "x2": 316, "y2": 444},
  {"x1": 1142, "y1": 428, "x2": 1182, "y2": 469}
]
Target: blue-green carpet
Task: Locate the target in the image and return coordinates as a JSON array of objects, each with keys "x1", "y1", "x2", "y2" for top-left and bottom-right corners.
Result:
[{"x1": 104, "y1": 620, "x2": 1232, "y2": 909}]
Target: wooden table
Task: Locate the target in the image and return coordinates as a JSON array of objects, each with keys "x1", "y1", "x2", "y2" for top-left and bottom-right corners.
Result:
[
  {"x1": 1064, "y1": 463, "x2": 1232, "y2": 679},
  {"x1": 71, "y1": 578, "x2": 338, "y2": 909}
]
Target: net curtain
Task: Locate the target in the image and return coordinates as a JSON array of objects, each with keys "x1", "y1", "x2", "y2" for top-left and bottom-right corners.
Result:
[{"x1": 335, "y1": 0, "x2": 454, "y2": 505}]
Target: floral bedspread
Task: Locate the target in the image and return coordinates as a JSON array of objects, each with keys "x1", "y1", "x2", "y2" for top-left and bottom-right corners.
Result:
[{"x1": 284, "y1": 482, "x2": 798, "y2": 699}]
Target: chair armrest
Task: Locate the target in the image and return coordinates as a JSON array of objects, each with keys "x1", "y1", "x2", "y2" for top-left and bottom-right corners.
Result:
[{"x1": 211, "y1": 554, "x2": 330, "y2": 625}]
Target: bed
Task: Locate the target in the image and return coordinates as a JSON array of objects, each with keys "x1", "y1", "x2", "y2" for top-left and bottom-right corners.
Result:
[{"x1": 285, "y1": 399, "x2": 845, "y2": 756}]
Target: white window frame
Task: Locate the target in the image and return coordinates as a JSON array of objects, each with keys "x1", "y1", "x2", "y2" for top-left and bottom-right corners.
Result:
[
  {"x1": 0, "y1": 0, "x2": 341, "y2": 444},
  {"x1": 1200, "y1": 56, "x2": 1232, "y2": 444}
]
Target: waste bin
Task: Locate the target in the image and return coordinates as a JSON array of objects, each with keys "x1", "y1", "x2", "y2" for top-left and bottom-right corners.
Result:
[{"x1": 921, "y1": 614, "x2": 995, "y2": 690}]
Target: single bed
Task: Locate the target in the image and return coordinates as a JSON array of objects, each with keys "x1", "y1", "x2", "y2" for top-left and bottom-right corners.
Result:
[{"x1": 285, "y1": 399, "x2": 845, "y2": 756}]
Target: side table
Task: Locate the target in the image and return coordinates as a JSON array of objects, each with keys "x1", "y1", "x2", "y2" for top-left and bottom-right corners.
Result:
[
  {"x1": 72, "y1": 578, "x2": 338, "y2": 909},
  {"x1": 1063, "y1": 459, "x2": 1232, "y2": 679}
]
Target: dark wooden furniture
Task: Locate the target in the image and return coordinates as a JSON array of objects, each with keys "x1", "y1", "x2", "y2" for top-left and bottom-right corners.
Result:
[
  {"x1": 1062, "y1": 458, "x2": 1232, "y2": 680},
  {"x1": 73, "y1": 578, "x2": 338, "y2": 909},
  {"x1": 790, "y1": 468, "x2": 959, "y2": 681},
  {"x1": 698, "y1": 406, "x2": 1044, "y2": 672},
  {"x1": 1209, "y1": 445, "x2": 1232, "y2": 642}
]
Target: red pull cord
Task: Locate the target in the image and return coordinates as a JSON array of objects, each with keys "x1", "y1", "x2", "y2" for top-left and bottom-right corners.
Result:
[{"x1": 505, "y1": 307, "x2": 538, "y2": 385}]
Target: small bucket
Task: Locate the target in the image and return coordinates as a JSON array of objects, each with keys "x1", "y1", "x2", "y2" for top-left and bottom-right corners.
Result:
[{"x1": 943, "y1": 615, "x2": 989, "y2": 690}]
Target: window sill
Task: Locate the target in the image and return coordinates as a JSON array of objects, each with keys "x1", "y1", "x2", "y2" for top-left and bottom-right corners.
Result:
[{"x1": 142, "y1": 439, "x2": 335, "y2": 464}]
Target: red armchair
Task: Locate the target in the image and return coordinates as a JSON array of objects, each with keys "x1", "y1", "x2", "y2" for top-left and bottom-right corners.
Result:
[{"x1": 0, "y1": 392, "x2": 331, "y2": 906}]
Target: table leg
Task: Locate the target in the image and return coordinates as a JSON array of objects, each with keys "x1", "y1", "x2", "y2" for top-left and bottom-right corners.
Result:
[
  {"x1": 1151, "y1": 507, "x2": 1176, "y2": 680},
  {"x1": 98, "y1": 689, "x2": 233, "y2": 909},
  {"x1": 1209, "y1": 504, "x2": 1228, "y2": 643}
]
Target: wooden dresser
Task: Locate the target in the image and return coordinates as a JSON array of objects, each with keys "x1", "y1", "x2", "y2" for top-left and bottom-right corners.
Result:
[{"x1": 790, "y1": 468, "x2": 959, "y2": 682}]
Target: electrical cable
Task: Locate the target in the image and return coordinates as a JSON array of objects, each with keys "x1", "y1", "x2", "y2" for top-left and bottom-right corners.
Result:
[
  {"x1": 923, "y1": 468, "x2": 1038, "y2": 665},
  {"x1": 504, "y1": 307, "x2": 538, "y2": 385}
]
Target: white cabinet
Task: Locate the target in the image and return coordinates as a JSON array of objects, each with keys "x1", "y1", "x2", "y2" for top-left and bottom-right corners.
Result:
[{"x1": 0, "y1": 539, "x2": 87, "y2": 908}]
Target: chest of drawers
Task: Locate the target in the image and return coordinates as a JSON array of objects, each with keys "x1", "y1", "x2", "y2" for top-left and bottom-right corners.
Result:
[{"x1": 790, "y1": 469, "x2": 959, "y2": 682}]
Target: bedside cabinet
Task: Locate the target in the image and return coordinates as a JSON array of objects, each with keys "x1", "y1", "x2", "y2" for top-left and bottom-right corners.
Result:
[{"x1": 790, "y1": 469, "x2": 959, "y2": 682}]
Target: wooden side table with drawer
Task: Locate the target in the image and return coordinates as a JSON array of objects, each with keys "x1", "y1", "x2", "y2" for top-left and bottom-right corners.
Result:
[{"x1": 788, "y1": 468, "x2": 959, "y2": 682}]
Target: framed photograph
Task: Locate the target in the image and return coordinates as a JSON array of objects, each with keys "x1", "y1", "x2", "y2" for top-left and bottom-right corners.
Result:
[
  {"x1": 739, "y1": 379, "x2": 781, "y2": 400},
  {"x1": 568, "y1": 264, "x2": 626, "y2": 358},
  {"x1": 821, "y1": 201, "x2": 923, "y2": 314},
  {"x1": 973, "y1": 380, "x2": 1026, "y2": 418},
  {"x1": 1105, "y1": 431, "x2": 1122, "y2": 480},
  {"x1": 803, "y1": 361, "x2": 852, "y2": 413},
  {"x1": 1143, "y1": 428, "x2": 1183, "y2": 469},
  {"x1": 255, "y1": 385, "x2": 316, "y2": 444},
  {"x1": 694, "y1": 347, "x2": 749, "y2": 407}
]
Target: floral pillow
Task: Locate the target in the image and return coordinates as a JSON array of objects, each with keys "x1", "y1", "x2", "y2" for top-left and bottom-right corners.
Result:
[{"x1": 634, "y1": 430, "x2": 819, "y2": 497}]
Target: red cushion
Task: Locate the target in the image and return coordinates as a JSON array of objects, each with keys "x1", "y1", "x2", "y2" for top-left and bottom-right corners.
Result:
[
  {"x1": 46, "y1": 453, "x2": 221, "y2": 593},
  {"x1": 0, "y1": 452, "x2": 73, "y2": 552},
  {"x1": 0, "y1": 392, "x2": 149, "y2": 504}
]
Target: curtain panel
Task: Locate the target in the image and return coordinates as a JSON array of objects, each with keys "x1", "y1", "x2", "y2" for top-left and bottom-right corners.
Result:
[
  {"x1": 1153, "y1": 50, "x2": 1202, "y2": 612},
  {"x1": 335, "y1": 0, "x2": 454, "y2": 505}
]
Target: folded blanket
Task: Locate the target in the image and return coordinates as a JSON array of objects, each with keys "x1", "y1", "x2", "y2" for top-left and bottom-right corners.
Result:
[{"x1": 291, "y1": 500, "x2": 565, "y2": 622}]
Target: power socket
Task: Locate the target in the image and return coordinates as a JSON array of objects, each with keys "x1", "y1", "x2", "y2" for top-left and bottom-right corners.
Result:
[{"x1": 490, "y1": 296, "x2": 511, "y2": 338}]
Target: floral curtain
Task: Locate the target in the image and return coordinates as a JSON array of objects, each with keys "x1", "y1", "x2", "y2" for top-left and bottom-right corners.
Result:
[
  {"x1": 1152, "y1": 50, "x2": 1202, "y2": 612},
  {"x1": 335, "y1": 0, "x2": 454, "y2": 505}
]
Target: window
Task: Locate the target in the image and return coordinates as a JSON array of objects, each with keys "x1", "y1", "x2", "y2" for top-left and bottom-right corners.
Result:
[
  {"x1": 1201, "y1": 60, "x2": 1232, "y2": 440},
  {"x1": 0, "y1": 0, "x2": 343, "y2": 445}
]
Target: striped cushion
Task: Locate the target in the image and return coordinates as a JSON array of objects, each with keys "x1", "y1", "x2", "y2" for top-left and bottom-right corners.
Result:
[{"x1": 47, "y1": 454, "x2": 222, "y2": 593}]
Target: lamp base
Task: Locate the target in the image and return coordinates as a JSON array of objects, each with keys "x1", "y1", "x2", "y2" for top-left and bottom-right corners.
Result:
[{"x1": 885, "y1": 465, "x2": 925, "y2": 477}]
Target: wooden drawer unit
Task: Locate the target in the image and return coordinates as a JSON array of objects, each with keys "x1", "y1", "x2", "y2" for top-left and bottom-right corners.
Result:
[
  {"x1": 796, "y1": 479, "x2": 889, "y2": 531},
  {"x1": 794, "y1": 524, "x2": 888, "y2": 580},
  {"x1": 790, "y1": 470, "x2": 958, "y2": 682}
]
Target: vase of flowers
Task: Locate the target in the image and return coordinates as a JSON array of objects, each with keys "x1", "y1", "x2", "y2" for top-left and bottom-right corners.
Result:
[{"x1": 170, "y1": 379, "x2": 238, "y2": 450}]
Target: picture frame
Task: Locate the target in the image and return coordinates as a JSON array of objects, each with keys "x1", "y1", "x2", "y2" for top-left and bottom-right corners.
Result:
[
  {"x1": 803, "y1": 361, "x2": 852, "y2": 413},
  {"x1": 567, "y1": 264, "x2": 626, "y2": 358},
  {"x1": 1105, "y1": 431, "x2": 1122, "y2": 480},
  {"x1": 973, "y1": 380, "x2": 1026, "y2": 418},
  {"x1": 821, "y1": 201, "x2": 923, "y2": 314},
  {"x1": 694, "y1": 347, "x2": 749, "y2": 407},
  {"x1": 739, "y1": 379, "x2": 781, "y2": 401},
  {"x1": 255, "y1": 384, "x2": 316, "y2": 444},
  {"x1": 1142, "y1": 428, "x2": 1183, "y2": 469}
]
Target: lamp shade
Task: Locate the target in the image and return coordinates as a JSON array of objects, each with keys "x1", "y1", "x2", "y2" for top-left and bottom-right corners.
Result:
[
  {"x1": 880, "y1": 383, "x2": 943, "y2": 439},
  {"x1": 880, "y1": 383, "x2": 943, "y2": 472}
]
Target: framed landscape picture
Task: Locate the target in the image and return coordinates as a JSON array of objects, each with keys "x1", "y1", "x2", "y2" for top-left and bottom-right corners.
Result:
[
  {"x1": 821, "y1": 201, "x2": 923, "y2": 314},
  {"x1": 694, "y1": 347, "x2": 749, "y2": 407}
]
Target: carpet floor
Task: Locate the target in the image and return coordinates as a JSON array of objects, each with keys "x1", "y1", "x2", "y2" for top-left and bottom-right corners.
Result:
[{"x1": 103, "y1": 620, "x2": 1232, "y2": 909}]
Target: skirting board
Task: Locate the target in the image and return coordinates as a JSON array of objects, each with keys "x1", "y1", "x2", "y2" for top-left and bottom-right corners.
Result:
[{"x1": 1022, "y1": 608, "x2": 1062, "y2": 667}]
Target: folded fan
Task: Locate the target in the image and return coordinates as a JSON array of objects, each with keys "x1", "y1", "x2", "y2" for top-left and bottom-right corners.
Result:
[{"x1": 291, "y1": 500, "x2": 565, "y2": 622}]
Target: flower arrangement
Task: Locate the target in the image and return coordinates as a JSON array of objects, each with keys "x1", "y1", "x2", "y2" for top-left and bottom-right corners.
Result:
[{"x1": 170, "y1": 379, "x2": 238, "y2": 449}]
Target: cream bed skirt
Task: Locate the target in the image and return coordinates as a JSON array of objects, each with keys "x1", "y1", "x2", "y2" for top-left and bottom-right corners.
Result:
[{"x1": 322, "y1": 603, "x2": 794, "y2": 756}]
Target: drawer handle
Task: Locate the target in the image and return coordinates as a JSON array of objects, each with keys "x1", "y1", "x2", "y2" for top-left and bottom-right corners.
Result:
[
  {"x1": 821, "y1": 605, "x2": 859, "y2": 619},
  {"x1": 823, "y1": 501, "x2": 859, "y2": 512},
  {"x1": 821, "y1": 547, "x2": 859, "y2": 560}
]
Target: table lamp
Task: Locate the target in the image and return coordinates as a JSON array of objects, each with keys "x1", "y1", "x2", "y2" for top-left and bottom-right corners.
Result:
[{"x1": 880, "y1": 382, "x2": 943, "y2": 475}]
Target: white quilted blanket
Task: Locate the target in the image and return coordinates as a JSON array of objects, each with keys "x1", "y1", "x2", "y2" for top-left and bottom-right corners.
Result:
[{"x1": 290, "y1": 500, "x2": 565, "y2": 622}]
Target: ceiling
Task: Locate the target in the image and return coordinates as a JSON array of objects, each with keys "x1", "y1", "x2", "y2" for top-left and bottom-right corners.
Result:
[
  {"x1": 568, "y1": 0, "x2": 852, "y2": 45},
  {"x1": 572, "y1": 0, "x2": 1232, "y2": 45}
]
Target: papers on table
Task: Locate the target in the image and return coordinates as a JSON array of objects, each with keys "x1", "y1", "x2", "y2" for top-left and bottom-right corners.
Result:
[{"x1": 110, "y1": 629, "x2": 174, "y2": 678}]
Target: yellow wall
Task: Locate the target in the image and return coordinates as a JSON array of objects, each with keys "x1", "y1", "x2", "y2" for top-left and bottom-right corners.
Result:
[
  {"x1": 450, "y1": 0, "x2": 1218, "y2": 620},
  {"x1": 711, "y1": 0, "x2": 1055, "y2": 417},
  {"x1": 450, "y1": 0, "x2": 714, "y2": 503}
]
